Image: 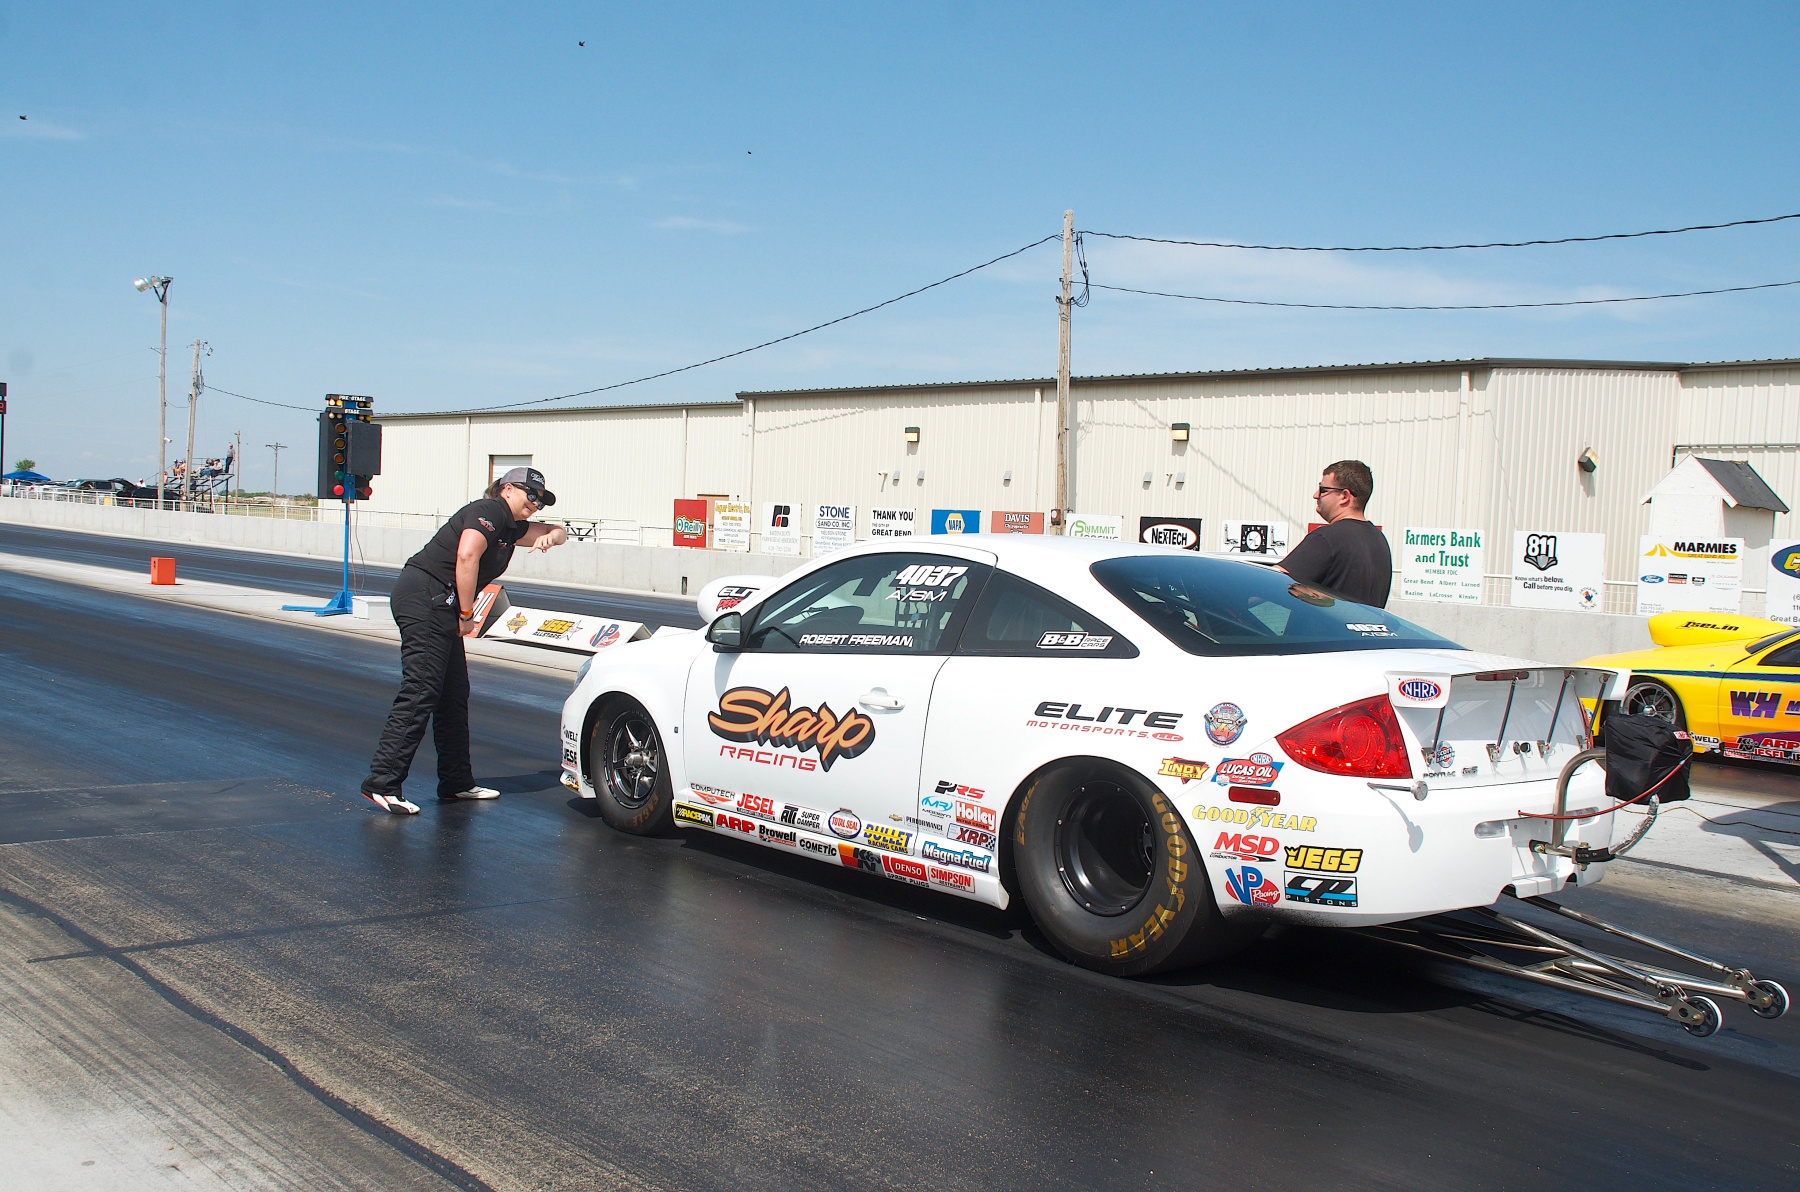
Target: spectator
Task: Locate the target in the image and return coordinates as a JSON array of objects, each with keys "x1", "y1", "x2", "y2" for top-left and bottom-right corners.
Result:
[{"x1": 1275, "y1": 459, "x2": 1392, "y2": 607}]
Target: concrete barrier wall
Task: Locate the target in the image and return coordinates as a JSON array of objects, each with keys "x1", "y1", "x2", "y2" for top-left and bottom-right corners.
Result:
[
  {"x1": 0, "y1": 496, "x2": 795, "y2": 595},
  {"x1": 1, "y1": 496, "x2": 1655, "y2": 662}
]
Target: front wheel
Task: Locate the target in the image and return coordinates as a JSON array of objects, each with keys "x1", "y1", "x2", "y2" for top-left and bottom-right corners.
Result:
[
  {"x1": 587, "y1": 697, "x2": 674, "y2": 835},
  {"x1": 1619, "y1": 679, "x2": 1687, "y2": 729},
  {"x1": 1013, "y1": 763, "x2": 1254, "y2": 977}
]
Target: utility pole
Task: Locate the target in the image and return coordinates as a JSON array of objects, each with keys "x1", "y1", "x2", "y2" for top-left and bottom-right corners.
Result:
[
  {"x1": 266, "y1": 442, "x2": 286, "y2": 502},
  {"x1": 232, "y1": 430, "x2": 242, "y2": 501},
  {"x1": 182, "y1": 339, "x2": 208, "y2": 505},
  {"x1": 1054, "y1": 208, "x2": 1073, "y2": 533}
]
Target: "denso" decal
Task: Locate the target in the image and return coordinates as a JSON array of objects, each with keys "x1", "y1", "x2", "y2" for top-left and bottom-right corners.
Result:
[{"x1": 708, "y1": 686, "x2": 877, "y2": 771}]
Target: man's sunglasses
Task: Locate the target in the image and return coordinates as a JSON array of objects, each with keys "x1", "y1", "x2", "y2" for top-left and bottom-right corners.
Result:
[{"x1": 1314, "y1": 485, "x2": 1348, "y2": 497}]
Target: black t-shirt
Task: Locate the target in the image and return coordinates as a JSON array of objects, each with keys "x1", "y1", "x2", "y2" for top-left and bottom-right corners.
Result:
[
  {"x1": 1280, "y1": 518, "x2": 1393, "y2": 608},
  {"x1": 404, "y1": 498, "x2": 527, "y2": 592}
]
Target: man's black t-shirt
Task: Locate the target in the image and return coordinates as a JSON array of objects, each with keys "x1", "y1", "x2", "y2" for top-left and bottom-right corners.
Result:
[
  {"x1": 404, "y1": 498, "x2": 527, "y2": 593},
  {"x1": 1280, "y1": 518, "x2": 1393, "y2": 608}
]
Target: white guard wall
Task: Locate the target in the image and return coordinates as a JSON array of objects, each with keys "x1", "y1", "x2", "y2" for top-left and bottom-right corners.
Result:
[{"x1": 368, "y1": 359, "x2": 1800, "y2": 613}]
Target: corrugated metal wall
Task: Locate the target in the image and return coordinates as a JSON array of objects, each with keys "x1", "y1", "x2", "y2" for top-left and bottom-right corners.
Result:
[
  {"x1": 1070, "y1": 368, "x2": 1468, "y2": 550},
  {"x1": 369, "y1": 363, "x2": 1800, "y2": 598}
]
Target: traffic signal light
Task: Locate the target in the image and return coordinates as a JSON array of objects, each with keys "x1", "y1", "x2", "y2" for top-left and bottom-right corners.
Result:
[{"x1": 315, "y1": 394, "x2": 381, "y2": 501}]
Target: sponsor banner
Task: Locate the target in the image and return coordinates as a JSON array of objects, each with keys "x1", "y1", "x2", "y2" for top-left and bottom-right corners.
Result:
[
  {"x1": 1637, "y1": 537, "x2": 1743, "y2": 615},
  {"x1": 990, "y1": 510, "x2": 1045, "y2": 534},
  {"x1": 1065, "y1": 512, "x2": 1122, "y2": 541},
  {"x1": 1220, "y1": 520, "x2": 1288, "y2": 556},
  {"x1": 761, "y1": 502, "x2": 802, "y2": 555},
  {"x1": 1767, "y1": 541, "x2": 1800, "y2": 626},
  {"x1": 672, "y1": 498, "x2": 708, "y2": 548},
  {"x1": 812, "y1": 502, "x2": 856, "y2": 555},
  {"x1": 1399, "y1": 527, "x2": 1485, "y2": 604},
  {"x1": 931, "y1": 508, "x2": 980, "y2": 534},
  {"x1": 1139, "y1": 515, "x2": 1203, "y2": 550},
  {"x1": 868, "y1": 506, "x2": 916, "y2": 537},
  {"x1": 713, "y1": 501, "x2": 752, "y2": 552},
  {"x1": 484, "y1": 607, "x2": 649, "y2": 654},
  {"x1": 1510, "y1": 530, "x2": 1604, "y2": 612}
]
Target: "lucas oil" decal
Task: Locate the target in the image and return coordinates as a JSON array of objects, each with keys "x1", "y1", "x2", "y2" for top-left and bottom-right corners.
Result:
[{"x1": 707, "y1": 686, "x2": 877, "y2": 771}]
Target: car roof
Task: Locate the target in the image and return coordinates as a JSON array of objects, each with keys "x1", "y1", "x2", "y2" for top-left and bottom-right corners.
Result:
[{"x1": 866, "y1": 532, "x2": 1272, "y2": 592}]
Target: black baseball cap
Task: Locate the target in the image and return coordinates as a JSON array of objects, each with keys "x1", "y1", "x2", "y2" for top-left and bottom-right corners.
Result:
[{"x1": 498, "y1": 466, "x2": 556, "y2": 507}]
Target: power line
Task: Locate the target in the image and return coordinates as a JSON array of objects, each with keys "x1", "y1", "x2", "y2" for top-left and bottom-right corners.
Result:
[
  {"x1": 1087, "y1": 277, "x2": 1800, "y2": 311},
  {"x1": 446, "y1": 233, "x2": 1062, "y2": 414},
  {"x1": 1081, "y1": 210, "x2": 1800, "y2": 253},
  {"x1": 203, "y1": 383, "x2": 317, "y2": 412}
]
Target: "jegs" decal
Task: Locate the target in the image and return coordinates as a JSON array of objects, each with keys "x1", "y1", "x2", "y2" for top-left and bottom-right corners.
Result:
[{"x1": 707, "y1": 686, "x2": 877, "y2": 771}]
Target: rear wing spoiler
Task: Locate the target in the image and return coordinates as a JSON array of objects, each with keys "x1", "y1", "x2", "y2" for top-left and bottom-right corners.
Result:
[{"x1": 468, "y1": 583, "x2": 651, "y2": 655}]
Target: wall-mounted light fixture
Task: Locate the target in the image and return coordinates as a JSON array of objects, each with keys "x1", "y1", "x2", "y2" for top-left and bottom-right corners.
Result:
[
  {"x1": 1002, "y1": 469, "x2": 1013, "y2": 484},
  {"x1": 1170, "y1": 422, "x2": 1190, "y2": 443},
  {"x1": 1578, "y1": 447, "x2": 1600, "y2": 473},
  {"x1": 915, "y1": 469, "x2": 925, "y2": 483},
  {"x1": 904, "y1": 426, "x2": 920, "y2": 444},
  {"x1": 1141, "y1": 471, "x2": 1153, "y2": 486},
  {"x1": 1174, "y1": 471, "x2": 1187, "y2": 486}
]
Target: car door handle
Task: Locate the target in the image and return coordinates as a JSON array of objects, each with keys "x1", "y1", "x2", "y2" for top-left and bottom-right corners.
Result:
[{"x1": 859, "y1": 689, "x2": 905, "y2": 711}]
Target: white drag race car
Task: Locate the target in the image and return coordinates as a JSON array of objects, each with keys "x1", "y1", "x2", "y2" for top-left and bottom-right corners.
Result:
[{"x1": 561, "y1": 536, "x2": 1630, "y2": 978}]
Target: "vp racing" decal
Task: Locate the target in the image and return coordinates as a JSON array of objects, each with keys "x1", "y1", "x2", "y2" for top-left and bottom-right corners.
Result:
[{"x1": 707, "y1": 686, "x2": 877, "y2": 771}]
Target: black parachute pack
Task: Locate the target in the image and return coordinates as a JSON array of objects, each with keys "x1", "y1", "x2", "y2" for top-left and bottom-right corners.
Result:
[{"x1": 1603, "y1": 714, "x2": 1693, "y2": 804}]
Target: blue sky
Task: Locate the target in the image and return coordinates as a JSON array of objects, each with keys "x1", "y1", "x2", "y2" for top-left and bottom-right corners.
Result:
[{"x1": 5, "y1": 2, "x2": 1800, "y2": 488}]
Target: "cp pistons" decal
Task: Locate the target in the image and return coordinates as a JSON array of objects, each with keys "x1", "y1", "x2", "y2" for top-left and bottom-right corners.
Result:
[{"x1": 707, "y1": 686, "x2": 877, "y2": 771}]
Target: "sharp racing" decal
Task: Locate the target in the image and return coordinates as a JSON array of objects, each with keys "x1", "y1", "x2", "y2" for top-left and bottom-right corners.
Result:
[{"x1": 708, "y1": 686, "x2": 877, "y2": 771}]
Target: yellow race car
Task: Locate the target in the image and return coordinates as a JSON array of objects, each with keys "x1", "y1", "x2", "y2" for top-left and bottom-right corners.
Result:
[{"x1": 1583, "y1": 612, "x2": 1800, "y2": 763}]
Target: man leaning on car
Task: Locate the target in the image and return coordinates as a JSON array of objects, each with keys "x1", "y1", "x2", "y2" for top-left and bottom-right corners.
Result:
[{"x1": 1276, "y1": 459, "x2": 1392, "y2": 607}]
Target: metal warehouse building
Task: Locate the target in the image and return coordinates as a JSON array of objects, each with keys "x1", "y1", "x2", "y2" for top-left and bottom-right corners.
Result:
[{"x1": 368, "y1": 356, "x2": 1800, "y2": 611}]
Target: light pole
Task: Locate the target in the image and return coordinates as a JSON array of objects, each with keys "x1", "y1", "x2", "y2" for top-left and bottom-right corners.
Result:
[
  {"x1": 134, "y1": 276, "x2": 173, "y2": 510},
  {"x1": 266, "y1": 441, "x2": 286, "y2": 502}
]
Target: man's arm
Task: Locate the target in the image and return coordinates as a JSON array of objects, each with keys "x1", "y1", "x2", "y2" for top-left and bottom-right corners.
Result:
[
  {"x1": 1275, "y1": 528, "x2": 1327, "y2": 584},
  {"x1": 518, "y1": 522, "x2": 569, "y2": 552}
]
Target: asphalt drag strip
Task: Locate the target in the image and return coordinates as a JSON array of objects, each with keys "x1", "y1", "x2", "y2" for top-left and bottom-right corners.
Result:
[{"x1": 1, "y1": 568, "x2": 1796, "y2": 1189}]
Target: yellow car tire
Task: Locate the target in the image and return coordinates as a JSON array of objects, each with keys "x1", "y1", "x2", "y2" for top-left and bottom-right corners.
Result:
[{"x1": 1618, "y1": 678, "x2": 1687, "y2": 731}]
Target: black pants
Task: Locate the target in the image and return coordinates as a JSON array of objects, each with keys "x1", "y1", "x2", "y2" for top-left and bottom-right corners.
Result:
[{"x1": 362, "y1": 566, "x2": 477, "y2": 798}]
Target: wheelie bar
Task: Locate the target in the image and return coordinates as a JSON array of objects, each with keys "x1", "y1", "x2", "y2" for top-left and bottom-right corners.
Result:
[
  {"x1": 1366, "y1": 895, "x2": 1789, "y2": 1038},
  {"x1": 1517, "y1": 895, "x2": 1789, "y2": 1019}
]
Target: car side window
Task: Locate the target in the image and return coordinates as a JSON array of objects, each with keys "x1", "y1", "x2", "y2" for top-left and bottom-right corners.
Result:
[
  {"x1": 744, "y1": 553, "x2": 988, "y2": 654},
  {"x1": 955, "y1": 569, "x2": 1137, "y2": 658},
  {"x1": 1758, "y1": 636, "x2": 1800, "y2": 668}
]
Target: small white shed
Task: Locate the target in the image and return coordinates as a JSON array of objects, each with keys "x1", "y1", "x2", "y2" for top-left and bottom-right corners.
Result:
[{"x1": 1643, "y1": 455, "x2": 1789, "y2": 608}]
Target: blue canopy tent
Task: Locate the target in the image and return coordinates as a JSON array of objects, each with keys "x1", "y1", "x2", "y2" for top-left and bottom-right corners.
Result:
[{"x1": 3, "y1": 470, "x2": 52, "y2": 483}]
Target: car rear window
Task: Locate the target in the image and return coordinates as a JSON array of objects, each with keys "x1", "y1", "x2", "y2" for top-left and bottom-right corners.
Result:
[{"x1": 1090, "y1": 554, "x2": 1459, "y2": 657}]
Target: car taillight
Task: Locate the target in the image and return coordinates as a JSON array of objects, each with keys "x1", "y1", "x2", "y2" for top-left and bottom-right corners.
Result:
[{"x1": 1277, "y1": 695, "x2": 1413, "y2": 778}]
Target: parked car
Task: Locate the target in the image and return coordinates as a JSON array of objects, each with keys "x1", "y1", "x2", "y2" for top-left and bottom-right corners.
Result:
[{"x1": 559, "y1": 536, "x2": 1619, "y2": 977}]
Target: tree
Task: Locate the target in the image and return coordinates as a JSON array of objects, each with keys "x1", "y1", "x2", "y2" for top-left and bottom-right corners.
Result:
[{"x1": 12, "y1": 458, "x2": 35, "y2": 473}]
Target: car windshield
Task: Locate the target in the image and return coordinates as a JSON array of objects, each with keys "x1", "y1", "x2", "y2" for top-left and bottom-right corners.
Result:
[{"x1": 1091, "y1": 554, "x2": 1459, "y2": 657}]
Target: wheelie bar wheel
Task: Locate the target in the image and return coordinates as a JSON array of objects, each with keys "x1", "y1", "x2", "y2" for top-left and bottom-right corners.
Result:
[
  {"x1": 1748, "y1": 979, "x2": 1789, "y2": 1020},
  {"x1": 1674, "y1": 994, "x2": 1723, "y2": 1038}
]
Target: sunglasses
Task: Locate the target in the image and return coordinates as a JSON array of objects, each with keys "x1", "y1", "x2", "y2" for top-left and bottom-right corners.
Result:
[
  {"x1": 511, "y1": 485, "x2": 544, "y2": 506},
  {"x1": 1315, "y1": 485, "x2": 1348, "y2": 497}
]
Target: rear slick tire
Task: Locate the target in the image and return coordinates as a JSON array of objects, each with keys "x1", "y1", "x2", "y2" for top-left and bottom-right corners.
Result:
[
  {"x1": 588, "y1": 697, "x2": 674, "y2": 836},
  {"x1": 1013, "y1": 763, "x2": 1250, "y2": 977}
]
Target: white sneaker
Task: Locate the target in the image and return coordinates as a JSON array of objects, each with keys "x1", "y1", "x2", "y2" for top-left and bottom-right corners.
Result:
[
  {"x1": 363, "y1": 791, "x2": 421, "y2": 815},
  {"x1": 440, "y1": 786, "x2": 500, "y2": 802}
]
